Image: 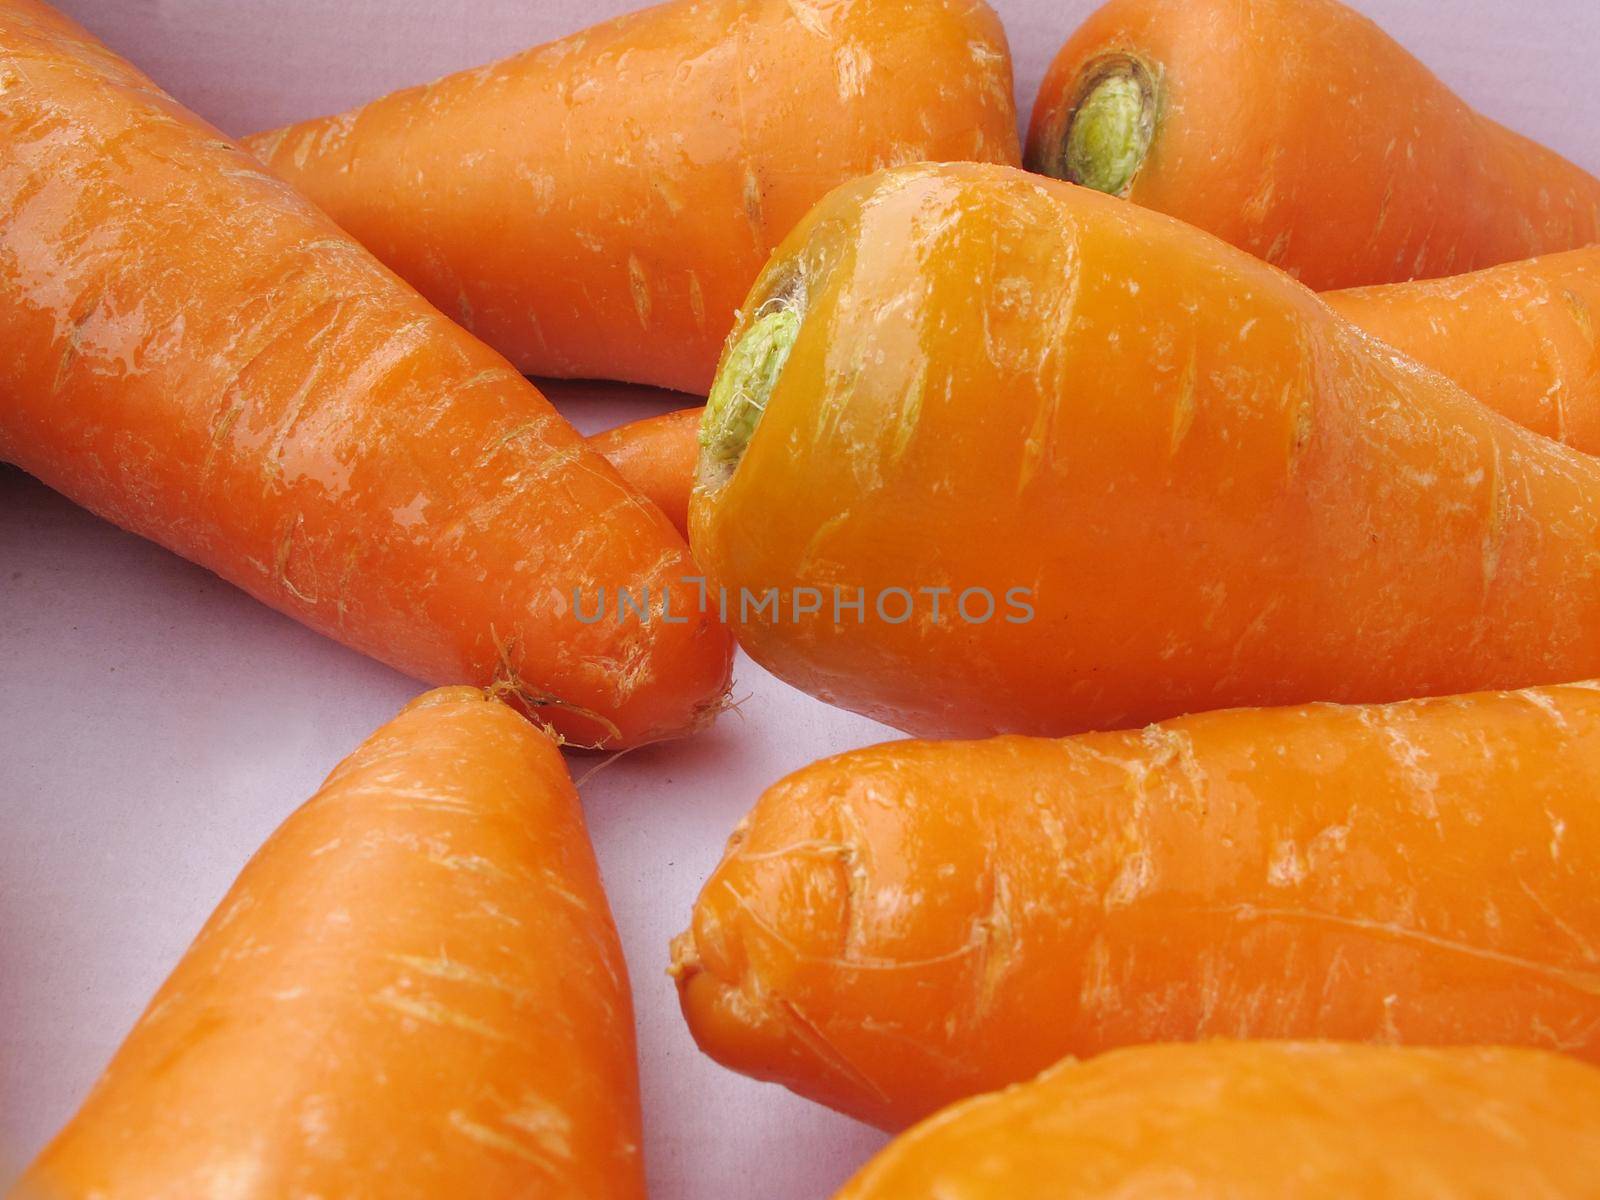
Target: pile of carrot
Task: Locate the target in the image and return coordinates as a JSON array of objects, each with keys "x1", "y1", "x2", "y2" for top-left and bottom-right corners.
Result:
[{"x1": 7, "y1": 0, "x2": 1600, "y2": 1194}]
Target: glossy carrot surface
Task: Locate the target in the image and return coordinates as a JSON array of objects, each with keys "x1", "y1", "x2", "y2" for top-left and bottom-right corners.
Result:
[
  {"x1": 544, "y1": 243, "x2": 1600, "y2": 519},
  {"x1": 19, "y1": 688, "x2": 644, "y2": 1198},
  {"x1": 674, "y1": 683, "x2": 1600, "y2": 1129},
  {"x1": 1328, "y1": 247, "x2": 1600, "y2": 453},
  {"x1": 836, "y1": 1042, "x2": 1600, "y2": 1197},
  {"x1": 1026, "y1": 0, "x2": 1600, "y2": 289},
  {"x1": 247, "y1": 0, "x2": 1020, "y2": 394},
  {"x1": 589, "y1": 408, "x2": 702, "y2": 539},
  {"x1": 691, "y1": 162, "x2": 1600, "y2": 740},
  {"x1": 0, "y1": 0, "x2": 730, "y2": 748}
]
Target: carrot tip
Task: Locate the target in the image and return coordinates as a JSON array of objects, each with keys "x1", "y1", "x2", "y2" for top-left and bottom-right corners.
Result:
[
  {"x1": 697, "y1": 304, "x2": 800, "y2": 489},
  {"x1": 1034, "y1": 53, "x2": 1159, "y2": 197}
]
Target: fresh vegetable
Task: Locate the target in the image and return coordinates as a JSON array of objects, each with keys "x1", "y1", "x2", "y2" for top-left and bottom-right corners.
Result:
[
  {"x1": 690, "y1": 162, "x2": 1600, "y2": 740},
  {"x1": 672, "y1": 682, "x2": 1600, "y2": 1129},
  {"x1": 589, "y1": 408, "x2": 702, "y2": 539},
  {"x1": 1026, "y1": 0, "x2": 1600, "y2": 290},
  {"x1": 1327, "y1": 247, "x2": 1600, "y2": 453},
  {"x1": 0, "y1": 0, "x2": 731, "y2": 749},
  {"x1": 834, "y1": 1042, "x2": 1600, "y2": 1197},
  {"x1": 246, "y1": 0, "x2": 1020, "y2": 394},
  {"x1": 19, "y1": 688, "x2": 644, "y2": 1198},
  {"x1": 553, "y1": 247, "x2": 1600, "y2": 522}
]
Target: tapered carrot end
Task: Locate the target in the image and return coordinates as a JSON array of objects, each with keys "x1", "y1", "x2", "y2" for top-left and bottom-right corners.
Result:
[
  {"x1": 1027, "y1": 53, "x2": 1160, "y2": 197},
  {"x1": 399, "y1": 685, "x2": 491, "y2": 715},
  {"x1": 670, "y1": 913, "x2": 800, "y2": 1106}
]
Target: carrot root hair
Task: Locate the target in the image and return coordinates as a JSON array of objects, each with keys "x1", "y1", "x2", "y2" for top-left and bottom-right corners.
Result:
[
  {"x1": 486, "y1": 624, "x2": 622, "y2": 750},
  {"x1": 574, "y1": 689, "x2": 746, "y2": 786}
]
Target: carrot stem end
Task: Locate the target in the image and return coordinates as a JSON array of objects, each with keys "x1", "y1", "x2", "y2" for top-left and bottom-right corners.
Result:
[
  {"x1": 698, "y1": 306, "x2": 800, "y2": 488},
  {"x1": 1037, "y1": 54, "x2": 1158, "y2": 197}
]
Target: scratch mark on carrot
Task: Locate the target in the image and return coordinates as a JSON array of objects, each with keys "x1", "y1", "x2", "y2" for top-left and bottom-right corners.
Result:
[
  {"x1": 1214, "y1": 904, "x2": 1600, "y2": 995},
  {"x1": 447, "y1": 1110, "x2": 560, "y2": 1173},
  {"x1": 373, "y1": 989, "x2": 515, "y2": 1043},
  {"x1": 627, "y1": 254, "x2": 652, "y2": 328}
]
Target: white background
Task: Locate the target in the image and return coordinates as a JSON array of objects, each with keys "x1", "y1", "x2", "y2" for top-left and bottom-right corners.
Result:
[{"x1": 4, "y1": 0, "x2": 1599, "y2": 1194}]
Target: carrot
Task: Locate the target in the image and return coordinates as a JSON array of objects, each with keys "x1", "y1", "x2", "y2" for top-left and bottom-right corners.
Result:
[
  {"x1": 0, "y1": 0, "x2": 731, "y2": 749},
  {"x1": 19, "y1": 687, "x2": 643, "y2": 1197},
  {"x1": 588, "y1": 408, "x2": 702, "y2": 539},
  {"x1": 610, "y1": 257, "x2": 1600, "y2": 544},
  {"x1": 558, "y1": 245, "x2": 1600, "y2": 518},
  {"x1": 690, "y1": 161, "x2": 1600, "y2": 741},
  {"x1": 671, "y1": 682, "x2": 1600, "y2": 1130},
  {"x1": 1326, "y1": 247, "x2": 1600, "y2": 453},
  {"x1": 834, "y1": 1042, "x2": 1600, "y2": 1197},
  {"x1": 245, "y1": 0, "x2": 1020, "y2": 395},
  {"x1": 1025, "y1": 0, "x2": 1600, "y2": 290}
]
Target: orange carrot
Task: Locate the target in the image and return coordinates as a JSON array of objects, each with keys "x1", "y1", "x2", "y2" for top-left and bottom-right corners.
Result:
[
  {"x1": 690, "y1": 161, "x2": 1600, "y2": 741},
  {"x1": 1327, "y1": 248, "x2": 1600, "y2": 453},
  {"x1": 19, "y1": 687, "x2": 643, "y2": 1198},
  {"x1": 143, "y1": 244, "x2": 1595, "y2": 590},
  {"x1": 564, "y1": 244, "x2": 1600, "y2": 518},
  {"x1": 245, "y1": 0, "x2": 1020, "y2": 394},
  {"x1": 835, "y1": 1043, "x2": 1600, "y2": 1198},
  {"x1": 0, "y1": 0, "x2": 731, "y2": 749},
  {"x1": 588, "y1": 409, "x2": 702, "y2": 539},
  {"x1": 1026, "y1": 0, "x2": 1600, "y2": 289},
  {"x1": 673, "y1": 682, "x2": 1600, "y2": 1130}
]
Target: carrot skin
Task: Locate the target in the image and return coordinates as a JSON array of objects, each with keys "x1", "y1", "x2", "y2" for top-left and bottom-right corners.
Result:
[
  {"x1": 673, "y1": 683, "x2": 1600, "y2": 1130},
  {"x1": 1027, "y1": 0, "x2": 1600, "y2": 289},
  {"x1": 18, "y1": 688, "x2": 644, "y2": 1198},
  {"x1": 1327, "y1": 248, "x2": 1600, "y2": 453},
  {"x1": 588, "y1": 408, "x2": 702, "y2": 540},
  {"x1": 691, "y1": 162, "x2": 1600, "y2": 740},
  {"x1": 565, "y1": 245, "x2": 1600, "y2": 520},
  {"x1": 0, "y1": 0, "x2": 732, "y2": 749},
  {"x1": 244, "y1": 0, "x2": 1021, "y2": 394},
  {"x1": 594, "y1": 251, "x2": 1600, "y2": 532},
  {"x1": 834, "y1": 1042, "x2": 1600, "y2": 1197}
]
